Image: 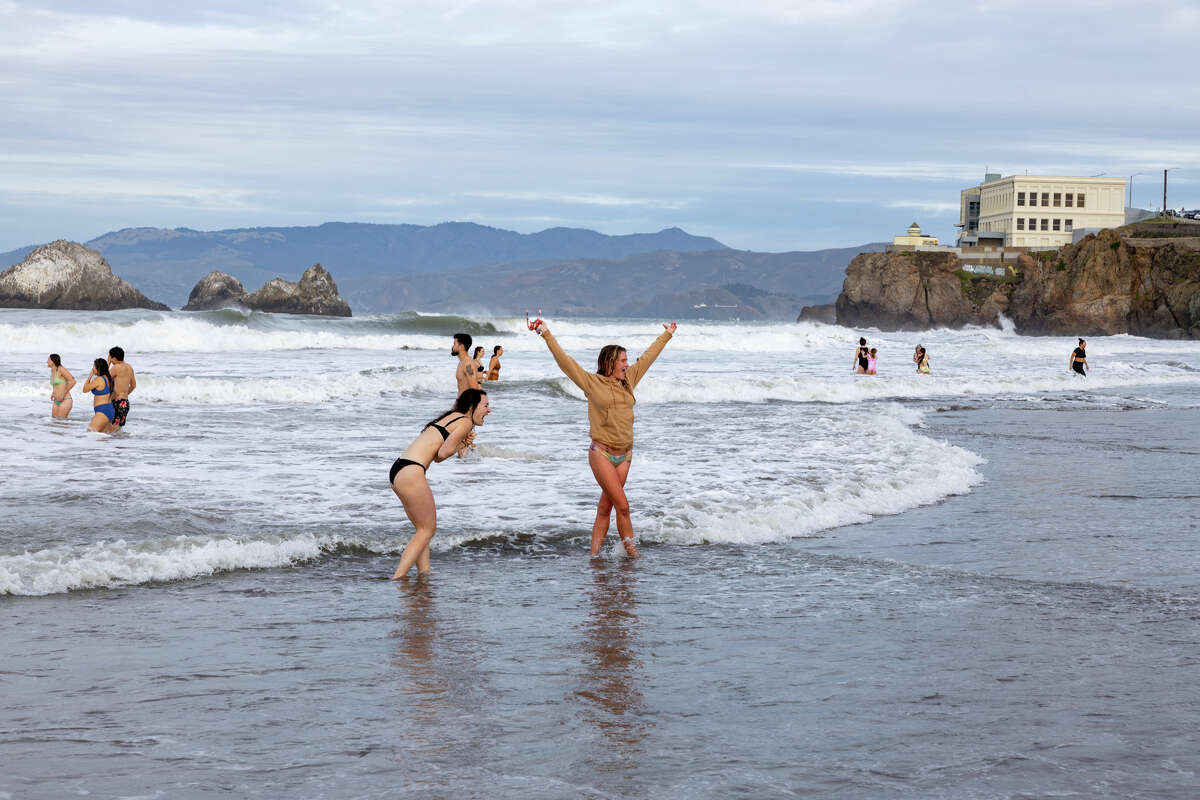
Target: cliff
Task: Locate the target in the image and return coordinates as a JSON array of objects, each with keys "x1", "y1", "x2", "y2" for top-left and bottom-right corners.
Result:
[
  {"x1": 835, "y1": 250, "x2": 1013, "y2": 330},
  {"x1": 833, "y1": 220, "x2": 1200, "y2": 338},
  {"x1": 185, "y1": 264, "x2": 352, "y2": 316},
  {"x1": 0, "y1": 240, "x2": 169, "y2": 310}
]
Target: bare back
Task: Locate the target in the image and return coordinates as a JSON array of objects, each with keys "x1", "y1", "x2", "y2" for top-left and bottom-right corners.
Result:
[{"x1": 110, "y1": 361, "x2": 136, "y2": 400}]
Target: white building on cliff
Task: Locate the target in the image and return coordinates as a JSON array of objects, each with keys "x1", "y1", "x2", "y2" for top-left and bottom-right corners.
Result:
[{"x1": 958, "y1": 174, "x2": 1127, "y2": 248}]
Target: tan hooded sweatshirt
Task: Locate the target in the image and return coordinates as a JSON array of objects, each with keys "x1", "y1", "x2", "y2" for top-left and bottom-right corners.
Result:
[{"x1": 541, "y1": 329, "x2": 673, "y2": 451}]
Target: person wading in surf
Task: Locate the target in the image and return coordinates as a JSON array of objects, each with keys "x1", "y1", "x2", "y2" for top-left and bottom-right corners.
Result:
[
  {"x1": 1069, "y1": 339, "x2": 1089, "y2": 376},
  {"x1": 532, "y1": 319, "x2": 676, "y2": 558},
  {"x1": 453, "y1": 333, "x2": 481, "y2": 394},
  {"x1": 389, "y1": 388, "x2": 491, "y2": 578}
]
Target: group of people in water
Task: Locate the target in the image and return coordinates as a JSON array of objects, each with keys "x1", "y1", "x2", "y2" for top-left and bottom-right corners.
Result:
[
  {"x1": 853, "y1": 337, "x2": 931, "y2": 375},
  {"x1": 389, "y1": 322, "x2": 676, "y2": 579},
  {"x1": 854, "y1": 336, "x2": 1090, "y2": 377},
  {"x1": 46, "y1": 347, "x2": 137, "y2": 433}
]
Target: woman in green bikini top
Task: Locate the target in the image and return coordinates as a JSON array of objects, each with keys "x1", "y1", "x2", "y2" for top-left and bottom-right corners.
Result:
[{"x1": 47, "y1": 354, "x2": 76, "y2": 419}]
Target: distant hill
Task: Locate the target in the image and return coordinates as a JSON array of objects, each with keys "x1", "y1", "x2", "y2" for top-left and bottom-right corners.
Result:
[
  {"x1": 338, "y1": 244, "x2": 888, "y2": 319},
  {"x1": 0, "y1": 222, "x2": 727, "y2": 308}
]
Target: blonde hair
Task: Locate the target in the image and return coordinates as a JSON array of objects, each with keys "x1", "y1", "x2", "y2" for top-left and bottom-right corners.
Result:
[{"x1": 596, "y1": 344, "x2": 626, "y2": 377}]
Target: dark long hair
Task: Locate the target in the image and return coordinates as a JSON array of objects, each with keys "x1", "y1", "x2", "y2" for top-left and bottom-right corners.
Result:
[
  {"x1": 492, "y1": 345, "x2": 502, "y2": 357},
  {"x1": 93, "y1": 358, "x2": 113, "y2": 389},
  {"x1": 49, "y1": 353, "x2": 62, "y2": 368},
  {"x1": 426, "y1": 388, "x2": 487, "y2": 428},
  {"x1": 596, "y1": 344, "x2": 626, "y2": 377}
]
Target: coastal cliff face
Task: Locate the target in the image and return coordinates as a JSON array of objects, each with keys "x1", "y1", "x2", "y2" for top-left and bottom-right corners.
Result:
[
  {"x1": 835, "y1": 250, "x2": 1012, "y2": 330},
  {"x1": 833, "y1": 221, "x2": 1200, "y2": 338},
  {"x1": 0, "y1": 240, "x2": 169, "y2": 310},
  {"x1": 1008, "y1": 226, "x2": 1200, "y2": 338},
  {"x1": 184, "y1": 265, "x2": 352, "y2": 316}
]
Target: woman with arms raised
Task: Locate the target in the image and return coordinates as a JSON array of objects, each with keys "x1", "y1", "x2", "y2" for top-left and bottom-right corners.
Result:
[
  {"x1": 389, "y1": 388, "x2": 491, "y2": 579},
  {"x1": 533, "y1": 320, "x2": 676, "y2": 558}
]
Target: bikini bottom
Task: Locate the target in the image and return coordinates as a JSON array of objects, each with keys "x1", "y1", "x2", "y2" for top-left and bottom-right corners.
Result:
[
  {"x1": 590, "y1": 442, "x2": 631, "y2": 467},
  {"x1": 94, "y1": 403, "x2": 115, "y2": 422},
  {"x1": 390, "y1": 457, "x2": 427, "y2": 484}
]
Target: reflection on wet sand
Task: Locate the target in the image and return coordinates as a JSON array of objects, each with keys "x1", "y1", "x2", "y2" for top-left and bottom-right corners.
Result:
[
  {"x1": 575, "y1": 560, "x2": 650, "y2": 752},
  {"x1": 389, "y1": 579, "x2": 445, "y2": 719}
]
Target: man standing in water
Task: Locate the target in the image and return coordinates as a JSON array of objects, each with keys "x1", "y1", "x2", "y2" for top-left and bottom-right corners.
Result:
[
  {"x1": 1069, "y1": 339, "x2": 1089, "y2": 376},
  {"x1": 107, "y1": 346, "x2": 137, "y2": 430},
  {"x1": 453, "y1": 333, "x2": 481, "y2": 394}
]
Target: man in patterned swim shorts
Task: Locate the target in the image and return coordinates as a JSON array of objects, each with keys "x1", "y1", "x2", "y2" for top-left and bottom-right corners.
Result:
[{"x1": 107, "y1": 346, "x2": 137, "y2": 429}]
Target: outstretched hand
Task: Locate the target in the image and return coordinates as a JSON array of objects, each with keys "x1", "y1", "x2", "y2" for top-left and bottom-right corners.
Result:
[
  {"x1": 663, "y1": 322, "x2": 677, "y2": 334},
  {"x1": 533, "y1": 320, "x2": 549, "y2": 336}
]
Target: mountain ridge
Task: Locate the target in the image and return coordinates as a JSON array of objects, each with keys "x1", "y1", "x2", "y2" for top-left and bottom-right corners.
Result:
[{"x1": 0, "y1": 221, "x2": 728, "y2": 308}]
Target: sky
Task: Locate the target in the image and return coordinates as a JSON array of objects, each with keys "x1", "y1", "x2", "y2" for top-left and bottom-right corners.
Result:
[{"x1": 2, "y1": 0, "x2": 1198, "y2": 253}]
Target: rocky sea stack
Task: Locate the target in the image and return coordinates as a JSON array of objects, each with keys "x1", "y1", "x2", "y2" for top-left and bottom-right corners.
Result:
[
  {"x1": 182, "y1": 272, "x2": 247, "y2": 311},
  {"x1": 183, "y1": 264, "x2": 352, "y2": 316},
  {"x1": 833, "y1": 220, "x2": 1200, "y2": 338},
  {"x1": 0, "y1": 240, "x2": 169, "y2": 310}
]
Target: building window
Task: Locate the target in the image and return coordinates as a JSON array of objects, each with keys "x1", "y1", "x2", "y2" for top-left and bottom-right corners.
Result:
[
  {"x1": 1040, "y1": 219, "x2": 1049, "y2": 231},
  {"x1": 1065, "y1": 219, "x2": 1073, "y2": 231},
  {"x1": 1017, "y1": 218, "x2": 1025, "y2": 230},
  {"x1": 1041, "y1": 192, "x2": 1050, "y2": 207},
  {"x1": 1018, "y1": 192, "x2": 1025, "y2": 206},
  {"x1": 1065, "y1": 193, "x2": 1073, "y2": 208},
  {"x1": 1053, "y1": 219, "x2": 1061, "y2": 231},
  {"x1": 1053, "y1": 193, "x2": 1061, "y2": 207},
  {"x1": 1077, "y1": 194, "x2": 1085, "y2": 208},
  {"x1": 1029, "y1": 217, "x2": 1037, "y2": 230}
]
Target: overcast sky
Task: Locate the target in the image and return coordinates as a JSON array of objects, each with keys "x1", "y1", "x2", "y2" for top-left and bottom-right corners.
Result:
[{"x1": 2, "y1": 0, "x2": 1198, "y2": 253}]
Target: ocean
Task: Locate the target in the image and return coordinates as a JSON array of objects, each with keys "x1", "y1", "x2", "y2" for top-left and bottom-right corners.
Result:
[{"x1": 3, "y1": 308, "x2": 1199, "y2": 798}]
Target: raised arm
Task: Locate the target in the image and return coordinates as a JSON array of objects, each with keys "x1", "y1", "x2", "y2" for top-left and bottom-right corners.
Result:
[
  {"x1": 537, "y1": 326, "x2": 597, "y2": 393},
  {"x1": 626, "y1": 323, "x2": 675, "y2": 388}
]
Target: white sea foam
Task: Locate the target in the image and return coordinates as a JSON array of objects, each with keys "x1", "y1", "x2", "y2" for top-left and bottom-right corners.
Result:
[
  {"x1": 650, "y1": 407, "x2": 984, "y2": 545},
  {"x1": 0, "y1": 533, "x2": 342, "y2": 596}
]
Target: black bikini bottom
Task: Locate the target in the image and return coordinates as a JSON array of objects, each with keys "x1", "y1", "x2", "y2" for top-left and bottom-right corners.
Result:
[{"x1": 390, "y1": 457, "x2": 427, "y2": 484}]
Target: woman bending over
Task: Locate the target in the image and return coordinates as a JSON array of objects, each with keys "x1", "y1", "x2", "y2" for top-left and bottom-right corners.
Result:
[
  {"x1": 534, "y1": 320, "x2": 676, "y2": 557},
  {"x1": 389, "y1": 389, "x2": 491, "y2": 578}
]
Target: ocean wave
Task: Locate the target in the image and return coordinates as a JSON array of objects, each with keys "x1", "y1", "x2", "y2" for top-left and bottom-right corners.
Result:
[
  {"x1": 2, "y1": 311, "x2": 508, "y2": 355},
  {"x1": 547, "y1": 368, "x2": 1200, "y2": 405},
  {"x1": 0, "y1": 533, "x2": 343, "y2": 596},
  {"x1": 649, "y1": 406, "x2": 984, "y2": 544}
]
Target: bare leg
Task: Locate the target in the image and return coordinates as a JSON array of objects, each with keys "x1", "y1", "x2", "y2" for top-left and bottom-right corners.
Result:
[
  {"x1": 52, "y1": 396, "x2": 72, "y2": 419},
  {"x1": 391, "y1": 470, "x2": 438, "y2": 579},
  {"x1": 588, "y1": 449, "x2": 635, "y2": 557},
  {"x1": 88, "y1": 411, "x2": 110, "y2": 433}
]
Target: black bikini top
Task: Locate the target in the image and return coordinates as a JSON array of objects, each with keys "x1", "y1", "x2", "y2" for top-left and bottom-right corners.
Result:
[{"x1": 425, "y1": 415, "x2": 466, "y2": 441}]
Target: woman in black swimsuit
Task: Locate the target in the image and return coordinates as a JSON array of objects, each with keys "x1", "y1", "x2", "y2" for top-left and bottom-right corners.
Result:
[
  {"x1": 852, "y1": 337, "x2": 869, "y2": 374},
  {"x1": 390, "y1": 388, "x2": 491, "y2": 579},
  {"x1": 1069, "y1": 338, "x2": 1088, "y2": 376}
]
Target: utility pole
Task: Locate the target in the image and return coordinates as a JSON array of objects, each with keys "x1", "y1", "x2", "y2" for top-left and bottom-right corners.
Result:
[{"x1": 1164, "y1": 169, "x2": 1167, "y2": 213}]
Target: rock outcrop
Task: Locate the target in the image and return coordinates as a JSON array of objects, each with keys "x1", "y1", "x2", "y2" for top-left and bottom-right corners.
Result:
[
  {"x1": 182, "y1": 264, "x2": 351, "y2": 316},
  {"x1": 833, "y1": 220, "x2": 1200, "y2": 338},
  {"x1": 796, "y1": 303, "x2": 837, "y2": 324},
  {"x1": 242, "y1": 264, "x2": 352, "y2": 317},
  {"x1": 182, "y1": 272, "x2": 247, "y2": 311},
  {"x1": 1007, "y1": 226, "x2": 1200, "y2": 338},
  {"x1": 0, "y1": 240, "x2": 169, "y2": 310},
  {"x1": 835, "y1": 250, "x2": 1013, "y2": 331}
]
